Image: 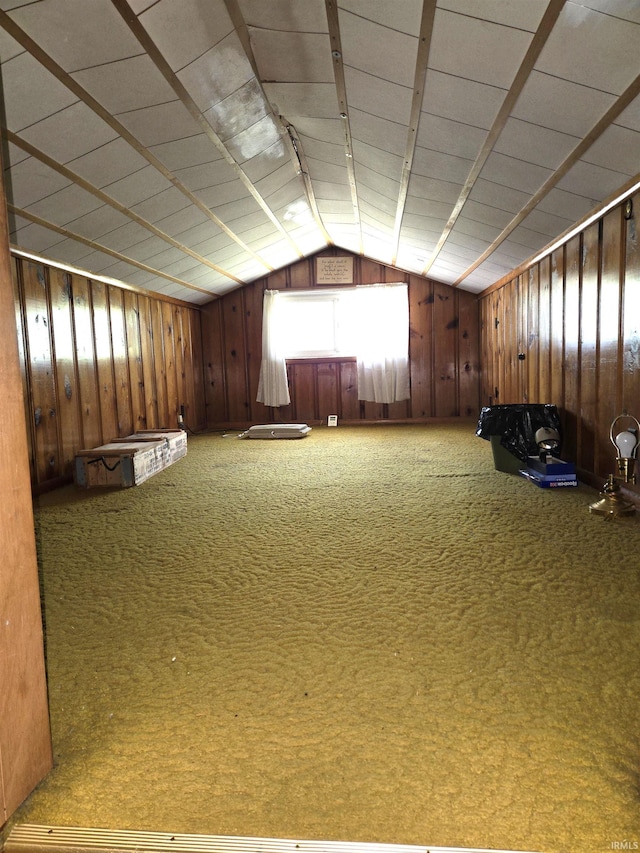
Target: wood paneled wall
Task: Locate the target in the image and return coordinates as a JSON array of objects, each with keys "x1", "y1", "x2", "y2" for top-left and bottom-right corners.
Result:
[
  {"x1": 201, "y1": 250, "x2": 480, "y2": 427},
  {"x1": 478, "y1": 192, "x2": 640, "y2": 486},
  {"x1": 12, "y1": 255, "x2": 206, "y2": 492},
  {"x1": 0, "y1": 164, "x2": 52, "y2": 826}
]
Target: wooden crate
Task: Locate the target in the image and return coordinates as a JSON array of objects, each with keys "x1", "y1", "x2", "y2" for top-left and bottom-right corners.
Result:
[
  {"x1": 74, "y1": 440, "x2": 170, "y2": 488},
  {"x1": 131, "y1": 429, "x2": 188, "y2": 463}
]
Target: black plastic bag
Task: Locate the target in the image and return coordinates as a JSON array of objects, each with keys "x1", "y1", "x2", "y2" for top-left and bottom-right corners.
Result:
[{"x1": 476, "y1": 404, "x2": 562, "y2": 463}]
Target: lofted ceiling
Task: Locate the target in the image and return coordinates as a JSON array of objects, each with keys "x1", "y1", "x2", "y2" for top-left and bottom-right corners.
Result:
[{"x1": 1, "y1": 0, "x2": 640, "y2": 305}]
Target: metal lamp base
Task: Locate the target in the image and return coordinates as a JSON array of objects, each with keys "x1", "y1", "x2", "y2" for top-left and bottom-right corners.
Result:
[{"x1": 589, "y1": 474, "x2": 636, "y2": 518}]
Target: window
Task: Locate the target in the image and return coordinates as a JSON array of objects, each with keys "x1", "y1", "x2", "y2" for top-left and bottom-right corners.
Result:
[
  {"x1": 257, "y1": 283, "x2": 410, "y2": 406},
  {"x1": 278, "y1": 288, "x2": 359, "y2": 358}
]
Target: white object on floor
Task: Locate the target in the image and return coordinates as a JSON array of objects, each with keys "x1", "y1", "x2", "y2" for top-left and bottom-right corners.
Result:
[{"x1": 239, "y1": 423, "x2": 312, "y2": 439}]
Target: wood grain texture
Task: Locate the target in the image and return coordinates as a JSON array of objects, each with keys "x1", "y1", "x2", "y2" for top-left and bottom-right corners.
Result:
[
  {"x1": 11, "y1": 256, "x2": 204, "y2": 491},
  {"x1": 478, "y1": 192, "x2": 640, "y2": 487},
  {"x1": 0, "y1": 157, "x2": 52, "y2": 823},
  {"x1": 201, "y1": 249, "x2": 480, "y2": 426}
]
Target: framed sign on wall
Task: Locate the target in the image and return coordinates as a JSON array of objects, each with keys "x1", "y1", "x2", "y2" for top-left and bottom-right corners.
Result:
[{"x1": 316, "y1": 256, "x2": 354, "y2": 285}]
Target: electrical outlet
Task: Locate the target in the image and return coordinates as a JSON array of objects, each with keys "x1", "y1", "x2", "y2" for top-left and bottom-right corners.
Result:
[{"x1": 327, "y1": 415, "x2": 338, "y2": 427}]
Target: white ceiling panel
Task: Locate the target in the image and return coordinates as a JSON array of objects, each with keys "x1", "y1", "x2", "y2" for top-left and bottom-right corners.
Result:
[
  {"x1": 556, "y1": 160, "x2": 634, "y2": 200},
  {"x1": 178, "y1": 34, "x2": 255, "y2": 114},
  {"x1": 19, "y1": 102, "x2": 118, "y2": 164},
  {"x1": 412, "y1": 148, "x2": 473, "y2": 184},
  {"x1": 615, "y1": 94, "x2": 640, "y2": 132},
  {"x1": 406, "y1": 173, "x2": 463, "y2": 205},
  {"x1": 9, "y1": 220, "x2": 65, "y2": 253},
  {"x1": 72, "y1": 56, "x2": 178, "y2": 115},
  {"x1": 0, "y1": 23, "x2": 23, "y2": 60},
  {"x1": 304, "y1": 145, "x2": 349, "y2": 180},
  {"x1": 356, "y1": 170, "x2": 401, "y2": 209},
  {"x1": 263, "y1": 82, "x2": 339, "y2": 119},
  {"x1": 423, "y1": 69, "x2": 505, "y2": 131},
  {"x1": 132, "y1": 189, "x2": 194, "y2": 227},
  {"x1": 348, "y1": 112, "x2": 408, "y2": 158},
  {"x1": 307, "y1": 159, "x2": 351, "y2": 186},
  {"x1": 291, "y1": 119, "x2": 345, "y2": 148},
  {"x1": 438, "y1": 0, "x2": 548, "y2": 32},
  {"x1": 8, "y1": 158, "x2": 72, "y2": 208},
  {"x1": 536, "y1": 188, "x2": 597, "y2": 223},
  {"x1": 339, "y1": 12, "x2": 418, "y2": 88},
  {"x1": 102, "y1": 165, "x2": 173, "y2": 208},
  {"x1": 9, "y1": 0, "x2": 140, "y2": 70},
  {"x1": 536, "y1": 2, "x2": 640, "y2": 95},
  {"x1": 115, "y1": 101, "x2": 202, "y2": 147},
  {"x1": 149, "y1": 134, "x2": 225, "y2": 171},
  {"x1": 25, "y1": 184, "x2": 104, "y2": 224},
  {"x1": 344, "y1": 68, "x2": 413, "y2": 126},
  {"x1": 250, "y1": 31, "x2": 333, "y2": 83},
  {"x1": 351, "y1": 141, "x2": 403, "y2": 181},
  {"x1": 493, "y1": 118, "x2": 581, "y2": 171},
  {"x1": 519, "y1": 208, "x2": 575, "y2": 240},
  {"x1": 340, "y1": 0, "x2": 423, "y2": 34},
  {"x1": 1, "y1": 0, "x2": 639, "y2": 302},
  {"x1": 462, "y1": 200, "x2": 513, "y2": 230},
  {"x1": 224, "y1": 114, "x2": 286, "y2": 165},
  {"x1": 416, "y1": 113, "x2": 488, "y2": 161},
  {"x1": 155, "y1": 204, "x2": 209, "y2": 240},
  {"x1": 66, "y1": 205, "x2": 132, "y2": 240},
  {"x1": 1, "y1": 52, "x2": 78, "y2": 132},
  {"x1": 98, "y1": 221, "x2": 159, "y2": 253},
  {"x1": 582, "y1": 124, "x2": 640, "y2": 176},
  {"x1": 469, "y1": 177, "x2": 537, "y2": 214},
  {"x1": 242, "y1": 0, "x2": 327, "y2": 31},
  {"x1": 67, "y1": 139, "x2": 149, "y2": 188},
  {"x1": 478, "y1": 152, "x2": 553, "y2": 196},
  {"x1": 37, "y1": 238, "x2": 95, "y2": 265},
  {"x1": 512, "y1": 71, "x2": 616, "y2": 138},
  {"x1": 138, "y1": 0, "x2": 234, "y2": 73},
  {"x1": 429, "y1": 7, "x2": 534, "y2": 89},
  {"x1": 204, "y1": 79, "x2": 270, "y2": 145}
]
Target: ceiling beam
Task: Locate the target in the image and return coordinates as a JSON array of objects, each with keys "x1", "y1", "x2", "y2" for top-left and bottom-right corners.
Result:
[
  {"x1": 454, "y1": 68, "x2": 640, "y2": 285},
  {"x1": 9, "y1": 204, "x2": 226, "y2": 294},
  {"x1": 3, "y1": 129, "x2": 252, "y2": 282},
  {"x1": 326, "y1": 0, "x2": 363, "y2": 255},
  {"x1": 223, "y1": 0, "x2": 332, "y2": 247},
  {"x1": 422, "y1": 0, "x2": 567, "y2": 280},
  {"x1": 0, "y1": 9, "x2": 275, "y2": 274},
  {"x1": 391, "y1": 0, "x2": 437, "y2": 267},
  {"x1": 110, "y1": 0, "x2": 303, "y2": 262}
]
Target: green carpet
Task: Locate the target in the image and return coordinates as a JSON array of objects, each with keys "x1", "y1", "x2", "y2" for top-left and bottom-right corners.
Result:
[{"x1": 9, "y1": 423, "x2": 640, "y2": 852}]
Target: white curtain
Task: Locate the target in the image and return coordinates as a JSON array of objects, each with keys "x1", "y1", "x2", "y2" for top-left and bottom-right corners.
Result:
[
  {"x1": 256, "y1": 289, "x2": 291, "y2": 407},
  {"x1": 355, "y1": 283, "x2": 410, "y2": 404}
]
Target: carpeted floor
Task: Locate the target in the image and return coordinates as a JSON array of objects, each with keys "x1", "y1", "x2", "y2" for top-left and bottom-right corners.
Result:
[{"x1": 8, "y1": 423, "x2": 640, "y2": 852}]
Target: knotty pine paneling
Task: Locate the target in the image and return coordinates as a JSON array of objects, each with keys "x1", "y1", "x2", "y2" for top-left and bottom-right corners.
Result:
[
  {"x1": 11, "y1": 255, "x2": 205, "y2": 493},
  {"x1": 0, "y1": 164, "x2": 53, "y2": 824},
  {"x1": 478, "y1": 191, "x2": 640, "y2": 488},
  {"x1": 201, "y1": 249, "x2": 480, "y2": 427}
]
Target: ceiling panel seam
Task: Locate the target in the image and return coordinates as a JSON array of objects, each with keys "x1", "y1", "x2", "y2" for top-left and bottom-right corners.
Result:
[
  {"x1": 9, "y1": 203, "x2": 226, "y2": 294},
  {"x1": 223, "y1": 0, "x2": 331, "y2": 247},
  {"x1": 422, "y1": 0, "x2": 567, "y2": 283},
  {"x1": 391, "y1": 0, "x2": 437, "y2": 266},
  {"x1": 3, "y1": 128, "x2": 254, "y2": 280},
  {"x1": 110, "y1": 0, "x2": 304, "y2": 261},
  {"x1": 326, "y1": 0, "x2": 362, "y2": 254},
  {"x1": 0, "y1": 9, "x2": 275, "y2": 272},
  {"x1": 454, "y1": 68, "x2": 640, "y2": 284}
]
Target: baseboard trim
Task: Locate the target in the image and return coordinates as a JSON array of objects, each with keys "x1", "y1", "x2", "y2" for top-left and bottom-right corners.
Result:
[{"x1": 4, "y1": 825, "x2": 540, "y2": 853}]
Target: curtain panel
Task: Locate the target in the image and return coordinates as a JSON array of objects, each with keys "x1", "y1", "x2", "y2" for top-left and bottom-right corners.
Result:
[
  {"x1": 256, "y1": 283, "x2": 410, "y2": 407},
  {"x1": 256, "y1": 289, "x2": 291, "y2": 407},
  {"x1": 355, "y1": 283, "x2": 410, "y2": 404}
]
